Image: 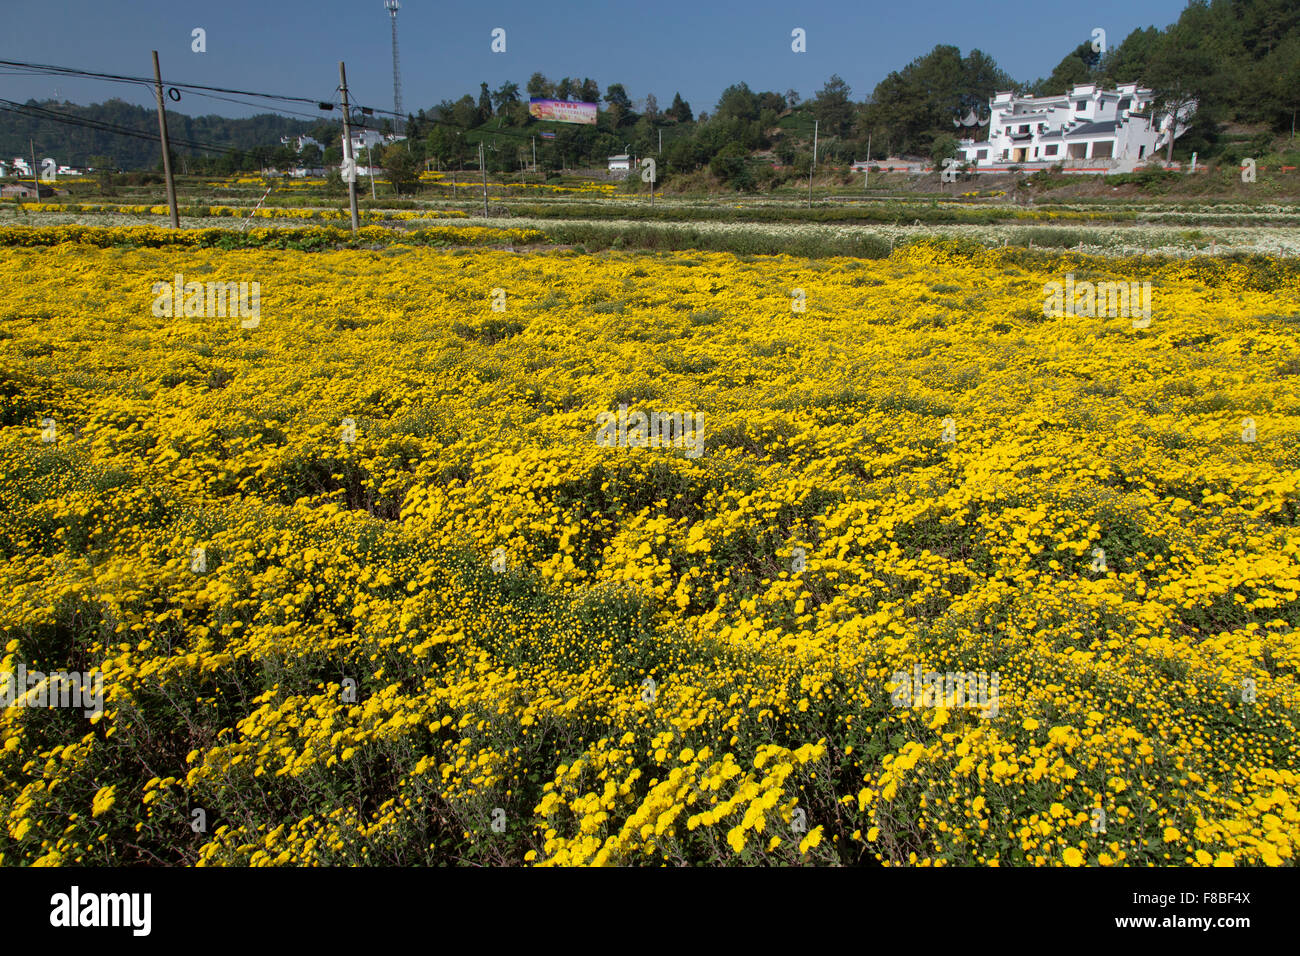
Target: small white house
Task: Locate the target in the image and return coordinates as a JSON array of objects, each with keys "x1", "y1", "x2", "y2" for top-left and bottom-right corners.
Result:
[
  {"x1": 345, "y1": 129, "x2": 386, "y2": 155},
  {"x1": 281, "y1": 134, "x2": 323, "y2": 153},
  {"x1": 336, "y1": 163, "x2": 384, "y2": 179},
  {"x1": 343, "y1": 131, "x2": 406, "y2": 157},
  {"x1": 607, "y1": 154, "x2": 631, "y2": 172},
  {"x1": 958, "y1": 82, "x2": 1194, "y2": 173}
]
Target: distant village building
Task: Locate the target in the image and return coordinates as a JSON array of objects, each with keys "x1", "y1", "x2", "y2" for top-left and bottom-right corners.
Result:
[
  {"x1": 342, "y1": 130, "x2": 405, "y2": 156},
  {"x1": 958, "y1": 83, "x2": 1194, "y2": 173},
  {"x1": 607, "y1": 154, "x2": 631, "y2": 172},
  {"x1": 1, "y1": 183, "x2": 56, "y2": 199},
  {"x1": 281, "y1": 134, "x2": 323, "y2": 152}
]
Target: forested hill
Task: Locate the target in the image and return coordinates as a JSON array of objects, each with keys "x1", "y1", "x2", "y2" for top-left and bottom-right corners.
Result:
[
  {"x1": 3, "y1": 0, "x2": 1298, "y2": 175},
  {"x1": 0, "y1": 98, "x2": 317, "y2": 169}
]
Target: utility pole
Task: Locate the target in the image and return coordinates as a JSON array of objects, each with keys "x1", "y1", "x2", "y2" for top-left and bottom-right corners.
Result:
[
  {"x1": 480, "y1": 142, "x2": 488, "y2": 217},
  {"x1": 865, "y1": 133, "x2": 871, "y2": 188},
  {"x1": 532, "y1": 136, "x2": 537, "y2": 173},
  {"x1": 658, "y1": 128, "x2": 662, "y2": 155},
  {"x1": 151, "y1": 51, "x2": 180, "y2": 228},
  {"x1": 338, "y1": 61, "x2": 360, "y2": 234},
  {"x1": 29, "y1": 138, "x2": 38, "y2": 199},
  {"x1": 368, "y1": 141, "x2": 377, "y2": 201},
  {"x1": 808, "y1": 118, "x2": 818, "y2": 209}
]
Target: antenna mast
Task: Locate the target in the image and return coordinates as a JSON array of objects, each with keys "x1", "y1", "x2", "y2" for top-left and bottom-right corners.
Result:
[{"x1": 385, "y1": 0, "x2": 402, "y2": 124}]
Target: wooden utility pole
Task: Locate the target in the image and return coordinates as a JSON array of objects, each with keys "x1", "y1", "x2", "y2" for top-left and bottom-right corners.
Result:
[
  {"x1": 532, "y1": 136, "x2": 537, "y2": 173},
  {"x1": 368, "y1": 141, "x2": 377, "y2": 200},
  {"x1": 480, "y1": 142, "x2": 488, "y2": 217},
  {"x1": 151, "y1": 51, "x2": 180, "y2": 228},
  {"x1": 865, "y1": 133, "x2": 872, "y2": 188},
  {"x1": 338, "y1": 61, "x2": 360, "y2": 234},
  {"x1": 808, "y1": 119, "x2": 818, "y2": 208},
  {"x1": 29, "y1": 138, "x2": 39, "y2": 200}
]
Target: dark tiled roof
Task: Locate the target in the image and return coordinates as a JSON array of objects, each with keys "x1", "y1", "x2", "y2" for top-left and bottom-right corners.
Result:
[{"x1": 1064, "y1": 120, "x2": 1119, "y2": 137}]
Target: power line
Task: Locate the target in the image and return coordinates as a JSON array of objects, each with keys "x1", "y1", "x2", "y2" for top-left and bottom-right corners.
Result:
[
  {"x1": 0, "y1": 98, "x2": 232, "y2": 154},
  {"x1": 0, "y1": 55, "x2": 634, "y2": 154},
  {"x1": 0, "y1": 54, "x2": 564, "y2": 139},
  {"x1": 0, "y1": 58, "x2": 319, "y2": 109},
  {"x1": 180, "y1": 88, "x2": 333, "y2": 124},
  {"x1": 0, "y1": 57, "x2": 399, "y2": 123}
]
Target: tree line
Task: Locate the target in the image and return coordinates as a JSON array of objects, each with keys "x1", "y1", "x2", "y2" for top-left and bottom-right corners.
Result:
[
  {"x1": 5, "y1": 0, "x2": 1296, "y2": 188},
  {"x1": 370, "y1": 0, "x2": 1300, "y2": 191}
]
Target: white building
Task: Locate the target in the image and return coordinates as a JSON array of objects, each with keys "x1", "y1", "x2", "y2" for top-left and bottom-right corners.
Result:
[
  {"x1": 958, "y1": 83, "x2": 1194, "y2": 173},
  {"x1": 346, "y1": 129, "x2": 385, "y2": 154},
  {"x1": 343, "y1": 130, "x2": 406, "y2": 156},
  {"x1": 3, "y1": 157, "x2": 81, "y2": 178},
  {"x1": 281, "y1": 134, "x2": 324, "y2": 153},
  {"x1": 607, "y1": 153, "x2": 631, "y2": 172}
]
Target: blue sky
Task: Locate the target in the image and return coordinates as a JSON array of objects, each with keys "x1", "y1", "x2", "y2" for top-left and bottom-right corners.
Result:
[{"x1": 2, "y1": 0, "x2": 1192, "y2": 120}]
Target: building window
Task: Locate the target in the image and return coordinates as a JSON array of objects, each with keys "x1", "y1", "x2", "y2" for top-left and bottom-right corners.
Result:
[
  {"x1": 1118, "y1": 97, "x2": 1131, "y2": 111},
  {"x1": 1092, "y1": 140, "x2": 1114, "y2": 158},
  {"x1": 976, "y1": 149, "x2": 987, "y2": 160},
  {"x1": 1018, "y1": 124, "x2": 1029, "y2": 134},
  {"x1": 1075, "y1": 101, "x2": 1086, "y2": 112},
  {"x1": 1045, "y1": 144, "x2": 1058, "y2": 156}
]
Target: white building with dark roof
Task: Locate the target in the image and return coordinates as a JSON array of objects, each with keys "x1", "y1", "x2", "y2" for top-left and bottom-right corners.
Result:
[
  {"x1": 958, "y1": 82, "x2": 1194, "y2": 172},
  {"x1": 342, "y1": 130, "x2": 406, "y2": 157},
  {"x1": 281, "y1": 134, "x2": 324, "y2": 153}
]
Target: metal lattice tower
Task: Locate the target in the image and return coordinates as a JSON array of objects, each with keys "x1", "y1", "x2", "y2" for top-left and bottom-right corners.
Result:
[{"x1": 385, "y1": 0, "x2": 402, "y2": 124}]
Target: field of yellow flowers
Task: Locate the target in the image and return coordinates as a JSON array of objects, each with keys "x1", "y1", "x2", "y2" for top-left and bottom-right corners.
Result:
[
  {"x1": 13, "y1": 202, "x2": 470, "y2": 223},
  {"x1": 1, "y1": 228, "x2": 1298, "y2": 867}
]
